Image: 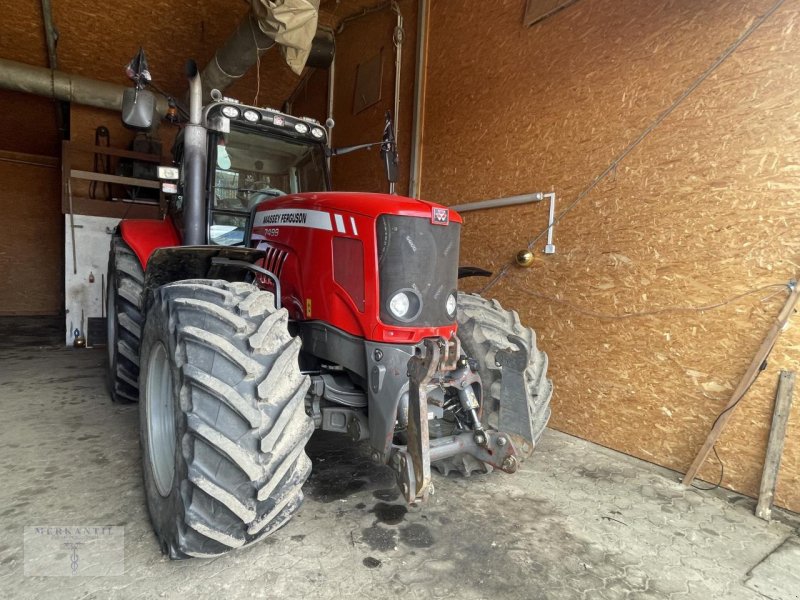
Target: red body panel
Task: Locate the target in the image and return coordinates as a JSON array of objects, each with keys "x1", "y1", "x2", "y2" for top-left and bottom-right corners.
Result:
[
  {"x1": 119, "y1": 219, "x2": 181, "y2": 269},
  {"x1": 250, "y1": 192, "x2": 462, "y2": 345}
]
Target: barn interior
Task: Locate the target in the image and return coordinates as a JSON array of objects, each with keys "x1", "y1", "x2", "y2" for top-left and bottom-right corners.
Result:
[{"x1": 0, "y1": 1, "x2": 799, "y2": 597}]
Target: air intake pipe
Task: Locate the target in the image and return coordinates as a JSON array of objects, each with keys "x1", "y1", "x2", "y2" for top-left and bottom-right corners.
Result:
[{"x1": 182, "y1": 60, "x2": 207, "y2": 246}]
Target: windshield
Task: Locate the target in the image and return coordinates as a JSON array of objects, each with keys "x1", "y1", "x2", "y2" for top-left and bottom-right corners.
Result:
[{"x1": 210, "y1": 127, "x2": 328, "y2": 245}]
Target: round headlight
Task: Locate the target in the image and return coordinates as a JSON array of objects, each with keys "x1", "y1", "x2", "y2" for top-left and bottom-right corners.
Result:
[
  {"x1": 243, "y1": 109, "x2": 260, "y2": 123},
  {"x1": 446, "y1": 293, "x2": 457, "y2": 318},
  {"x1": 221, "y1": 105, "x2": 240, "y2": 118},
  {"x1": 311, "y1": 127, "x2": 325, "y2": 139},
  {"x1": 294, "y1": 122, "x2": 309, "y2": 134},
  {"x1": 389, "y1": 291, "x2": 411, "y2": 318}
]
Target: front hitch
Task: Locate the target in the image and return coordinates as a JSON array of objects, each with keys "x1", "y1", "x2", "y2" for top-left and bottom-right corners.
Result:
[{"x1": 391, "y1": 336, "x2": 528, "y2": 504}]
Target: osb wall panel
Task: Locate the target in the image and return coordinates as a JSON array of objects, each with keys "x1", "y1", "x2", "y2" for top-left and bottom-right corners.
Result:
[
  {"x1": 0, "y1": 158, "x2": 63, "y2": 315},
  {"x1": 422, "y1": 0, "x2": 800, "y2": 511},
  {"x1": 325, "y1": 0, "x2": 418, "y2": 195}
]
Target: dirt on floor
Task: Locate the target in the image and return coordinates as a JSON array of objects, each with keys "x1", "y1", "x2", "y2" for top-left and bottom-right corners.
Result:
[{"x1": 0, "y1": 345, "x2": 798, "y2": 599}]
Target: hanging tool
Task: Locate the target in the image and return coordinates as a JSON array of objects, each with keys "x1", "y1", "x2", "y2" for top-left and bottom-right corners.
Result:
[{"x1": 67, "y1": 179, "x2": 78, "y2": 275}]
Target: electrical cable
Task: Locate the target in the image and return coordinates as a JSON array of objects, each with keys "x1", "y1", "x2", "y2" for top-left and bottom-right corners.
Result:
[
  {"x1": 504, "y1": 281, "x2": 790, "y2": 321},
  {"x1": 690, "y1": 355, "x2": 772, "y2": 491},
  {"x1": 481, "y1": 0, "x2": 787, "y2": 295}
]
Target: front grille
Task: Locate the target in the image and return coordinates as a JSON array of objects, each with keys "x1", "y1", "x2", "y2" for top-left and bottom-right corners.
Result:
[{"x1": 376, "y1": 214, "x2": 460, "y2": 327}]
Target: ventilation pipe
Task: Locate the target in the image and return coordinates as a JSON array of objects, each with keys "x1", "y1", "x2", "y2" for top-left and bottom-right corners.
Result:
[
  {"x1": 0, "y1": 58, "x2": 170, "y2": 116},
  {"x1": 200, "y1": 9, "x2": 335, "y2": 101}
]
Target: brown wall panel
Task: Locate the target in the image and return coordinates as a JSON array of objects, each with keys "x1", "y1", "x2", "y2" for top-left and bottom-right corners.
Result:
[
  {"x1": 0, "y1": 155, "x2": 63, "y2": 315},
  {"x1": 422, "y1": 0, "x2": 800, "y2": 511},
  {"x1": 325, "y1": 0, "x2": 418, "y2": 195},
  {"x1": 0, "y1": 91, "x2": 60, "y2": 157}
]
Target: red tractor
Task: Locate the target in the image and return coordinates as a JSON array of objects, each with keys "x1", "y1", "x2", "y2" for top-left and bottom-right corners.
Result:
[{"x1": 108, "y1": 60, "x2": 552, "y2": 559}]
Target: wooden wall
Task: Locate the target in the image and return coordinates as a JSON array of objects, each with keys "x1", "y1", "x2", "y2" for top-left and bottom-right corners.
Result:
[
  {"x1": 300, "y1": 0, "x2": 418, "y2": 195},
  {"x1": 420, "y1": 0, "x2": 800, "y2": 511},
  {"x1": 0, "y1": 152, "x2": 62, "y2": 315}
]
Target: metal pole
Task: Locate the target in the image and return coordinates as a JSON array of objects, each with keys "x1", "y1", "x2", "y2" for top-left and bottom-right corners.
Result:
[
  {"x1": 390, "y1": 2, "x2": 403, "y2": 195},
  {"x1": 408, "y1": 0, "x2": 428, "y2": 198},
  {"x1": 450, "y1": 193, "x2": 544, "y2": 213}
]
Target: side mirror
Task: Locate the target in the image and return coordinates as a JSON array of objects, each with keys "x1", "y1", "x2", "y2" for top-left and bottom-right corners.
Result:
[
  {"x1": 121, "y1": 88, "x2": 156, "y2": 130},
  {"x1": 380, "y1": 111, "x2": 399, "y2": 184}
]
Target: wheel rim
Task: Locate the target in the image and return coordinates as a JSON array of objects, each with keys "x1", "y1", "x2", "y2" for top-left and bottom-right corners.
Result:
[
  {"x1": 146, "y1": 342, "x2": 176, "y2": 497},
  {"x1": 106, "y1": 272, "x2": 116, "y2": 368}
]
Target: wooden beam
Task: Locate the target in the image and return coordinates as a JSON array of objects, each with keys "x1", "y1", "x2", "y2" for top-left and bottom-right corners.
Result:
[
  {"x1": 65, "y1": 141, "x2": 168, "y2": 163},
  {"x1": 61, "y1": 196, "x2": 161, "y2": 220},
  {"x1": 70, "y1": 169, "x2": 161, "y2": 189},
  {"x1": 0, "y1": 149, "x2": 59, "y2": 168},
  {"x1": 755, "y1": 370, "x2": 796, "y2": 520},
  {"x1": 681, "y1": 282, "x2": 800, "y2": 487}
]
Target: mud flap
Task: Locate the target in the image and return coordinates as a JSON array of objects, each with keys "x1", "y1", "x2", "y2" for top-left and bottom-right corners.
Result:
[{"x1": 495, "y1": 334, "x2": 536, "y2": 458}]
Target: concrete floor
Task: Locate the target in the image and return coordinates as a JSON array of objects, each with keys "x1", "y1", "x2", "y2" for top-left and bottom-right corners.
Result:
[{"x1": 1, "y1": 344, "x2": 799, "y2": 600}]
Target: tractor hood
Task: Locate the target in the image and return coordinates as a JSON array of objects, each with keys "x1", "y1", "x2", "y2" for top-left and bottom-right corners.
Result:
[{"x1": 252, "y1": 191, "x2": 463, "y2": 224}]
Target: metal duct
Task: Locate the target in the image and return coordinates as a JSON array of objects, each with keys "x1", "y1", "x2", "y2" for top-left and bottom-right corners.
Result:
[
  {"x1": 200, "y1": 10, "x2": 334, "y2": 101},
  {"x1": 0, "y1": 58, "x2": 170, "y2": 116}
]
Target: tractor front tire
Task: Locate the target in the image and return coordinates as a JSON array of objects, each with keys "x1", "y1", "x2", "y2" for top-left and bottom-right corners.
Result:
[
  {"x1": 139, "y1": 280, "x2": 313, "y2": 558},
  {"x1": 436, "y1": 292, "x2": 553, "y2": 476},
  {"x1": 107, "y1": 233, "x2": 145, "y2": 403}
]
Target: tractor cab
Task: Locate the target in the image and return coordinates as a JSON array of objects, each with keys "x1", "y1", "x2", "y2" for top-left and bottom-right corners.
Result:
[{"x1": 167, "y1": 100, "x2": 331, "y2": 247}]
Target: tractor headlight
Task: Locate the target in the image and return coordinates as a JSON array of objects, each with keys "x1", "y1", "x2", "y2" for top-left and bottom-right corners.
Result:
[
  {"x1": 387, "y1": 289, "x2": 422, "y2": 322},
  {"x1": 221, "y1": 105, "x2": 240, "y2": 119},
  {"x1": 446, "y1": 292, "x2": 457, "y2": 319},
  {"x1": 389, "y1": 292, "x2": 410, "y2": 318}
]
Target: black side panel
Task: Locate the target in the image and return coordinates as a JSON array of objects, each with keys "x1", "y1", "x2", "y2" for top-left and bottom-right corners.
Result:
[
  {"x1": 295, "y1": 321, "x2": 368, "y2": 379},
  {"x1": 376, "y1": 215, "x2": 460, "y2": 327},
  {"x1": 142, "y1": 246, "x2": 265, "y2": 309}
]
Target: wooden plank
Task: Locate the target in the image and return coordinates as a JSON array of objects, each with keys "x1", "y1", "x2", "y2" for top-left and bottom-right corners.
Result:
[
  {"x1": 0, "y1": 150, "x2": 59, "y2": 168},
  {"x1": 66, "y1": 142, "x2": 167, "y2": 163},
  {"x1": 63, "y1": 196, "x2": 161, "y2": 220},
  {"x1": 755, "y1": 371, "x2": 796, "y2": 521},
  {"x1": 682, "y1": 283, "x2": 800, "y2": 487},
  {"x1": 70, "y1": 169, "x2": 161, "y2": 189}
]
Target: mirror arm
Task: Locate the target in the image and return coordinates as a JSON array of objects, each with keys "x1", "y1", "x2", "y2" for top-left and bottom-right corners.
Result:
[{"x1": 327, "y1": 141, "x2": 391, "y2": 157}]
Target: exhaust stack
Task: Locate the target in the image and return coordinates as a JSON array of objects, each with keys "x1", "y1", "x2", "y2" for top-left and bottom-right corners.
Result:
[{"x1": 182, "y1": 60, "x2": 207, "y2": 246}]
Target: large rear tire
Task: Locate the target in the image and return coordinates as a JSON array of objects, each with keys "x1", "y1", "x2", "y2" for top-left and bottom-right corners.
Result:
[
  {"x1": 139, "y1": 280, "x2": 313, "y2": 559},
  {"x1": 106, "y1": 233, "x2": 145, "y2": 403},
  {"x1": 435, "y1": 292, "x2": 553, "y2": 476}
]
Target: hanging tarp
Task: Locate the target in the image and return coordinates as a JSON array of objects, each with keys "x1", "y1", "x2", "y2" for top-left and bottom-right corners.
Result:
[{"x1": 250, "y1": 0, "x2": 320, "y2": 75}]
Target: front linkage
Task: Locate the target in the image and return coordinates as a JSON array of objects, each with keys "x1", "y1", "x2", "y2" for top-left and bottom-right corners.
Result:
[{"x1": 391, "y1": 336, "x2": 527, "y2": 503}]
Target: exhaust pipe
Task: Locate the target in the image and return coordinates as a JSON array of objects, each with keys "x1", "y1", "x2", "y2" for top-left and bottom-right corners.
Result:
[{"x1": 182, "y1": 60, "x2": 207, "y2": 246}]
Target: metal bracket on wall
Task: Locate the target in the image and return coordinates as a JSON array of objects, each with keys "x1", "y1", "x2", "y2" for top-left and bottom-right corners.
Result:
[
  {"x1": 450, "y1": 191, "x2": 557, "y2": 255},
  {"x1": 543, "y1": 192, "x2": 556, "y2": 254}
]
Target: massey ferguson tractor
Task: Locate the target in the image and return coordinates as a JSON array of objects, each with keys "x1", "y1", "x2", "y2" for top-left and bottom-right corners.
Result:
[{"x1": 108, "y1": 58, "x2": 552, "y2": 559}]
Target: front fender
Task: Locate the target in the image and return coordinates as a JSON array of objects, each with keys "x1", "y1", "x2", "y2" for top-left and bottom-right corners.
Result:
[
  {"x1": 142, "y1": 246, "x2": 266, "y2": 310},
  {"x1": 119, "y1": 219, "x2": 181, "y2": 269}
]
